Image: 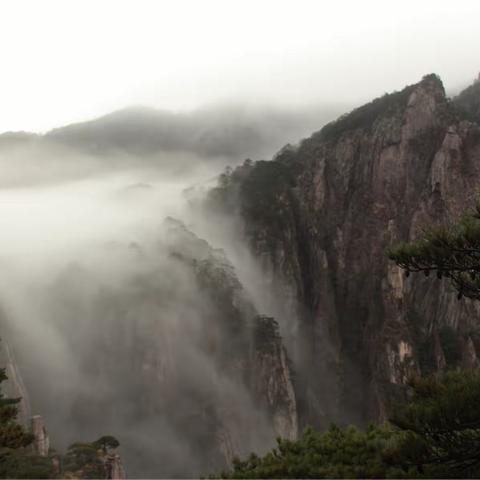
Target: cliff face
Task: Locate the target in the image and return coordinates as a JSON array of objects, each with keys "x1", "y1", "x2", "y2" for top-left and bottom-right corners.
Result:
[
  {"x1": 152, "y1": 219, "x2": 298, "y2": 469},
  {"x1": 213, "y1": 74, "x2": 480, "y2": 428}
]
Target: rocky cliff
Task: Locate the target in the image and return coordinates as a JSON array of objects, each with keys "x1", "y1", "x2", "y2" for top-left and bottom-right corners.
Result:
[{"x1": 209, "y1": 74, "x2": 480, "y2": 429}]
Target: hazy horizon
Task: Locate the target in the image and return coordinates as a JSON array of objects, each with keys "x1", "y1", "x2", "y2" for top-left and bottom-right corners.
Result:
[{"x1": 1, "y1": 0, "x2": 479, "y2": 134}]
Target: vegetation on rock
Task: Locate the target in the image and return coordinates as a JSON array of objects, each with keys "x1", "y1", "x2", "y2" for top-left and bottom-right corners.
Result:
[
  {"x1": 388, "y1": 199, "x2": 480, "y2": 300},
  {"x1": 62, "y1": 435, "x2": 121, "y2": 479}
]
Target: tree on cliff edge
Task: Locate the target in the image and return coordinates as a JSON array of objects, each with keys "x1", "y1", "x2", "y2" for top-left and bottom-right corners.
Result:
[
  {"x1": 0, "y1": 368, "x2": 33, "y2": 454},
  {"x1": 388, "y1": 199, "x2": 480, "y2": 300},
  {"x1": 0, "y1": 367, "x2": 53, "y2": 479}
]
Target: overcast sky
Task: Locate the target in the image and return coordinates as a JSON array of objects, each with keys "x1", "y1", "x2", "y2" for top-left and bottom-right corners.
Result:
[{"x1": 0, "y1": 0, "x2": 479, "y2": 133}]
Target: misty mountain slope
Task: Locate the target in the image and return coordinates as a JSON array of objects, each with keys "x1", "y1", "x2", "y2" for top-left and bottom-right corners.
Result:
[
  {"x1": 0, "y1": 104, "x2": 343, "y2": 188},
  {"x1": 0, "y1": 131, "x2": 40, "y2": 149},
  {"x1": 453, "y1": 75, "x2": 480, "y2": 123},
  {"x1": 206, "y1": 73, "x2": 480, "y2": 430},
  {"x1": 4, "y1": 216, "x2": 296, "y2": 477},
  {"x1": 44, "y1": 104, "x2": 341, "y2": 162}
]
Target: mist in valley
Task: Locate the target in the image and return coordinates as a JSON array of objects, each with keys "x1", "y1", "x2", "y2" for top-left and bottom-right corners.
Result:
[
  {"x1": 1, "y1": 59, "x2": 478, "y2": 480},
  {"x1": 0, "y1": 117, "x2": 305, "y2": 476}
]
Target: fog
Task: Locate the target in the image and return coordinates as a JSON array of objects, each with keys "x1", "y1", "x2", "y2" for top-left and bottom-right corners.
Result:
[
  {"x1": 0, "y1": 128, "x2": 300, "y2": 476},
  {"x1": 0, "y1": 0, "x2": 478, "y2": 476},
  {"x1": 0, "y1": 65, "x2": 475, "y2": 474},
  {"x1": 0, "y1": 103, "x2": 342, "y2": 190}
]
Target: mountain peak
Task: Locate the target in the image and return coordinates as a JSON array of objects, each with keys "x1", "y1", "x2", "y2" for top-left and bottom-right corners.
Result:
[
  {"x1": 314, "y1": 73, "x2": 447, "y2": 143},
  {"x1": 414, "y1": 73, "x2": 447, "y2": 104}
]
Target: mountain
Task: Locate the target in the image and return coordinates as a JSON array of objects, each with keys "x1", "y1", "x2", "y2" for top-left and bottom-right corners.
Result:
[
  {"x1": 0, "y1": 105, "x2": 342, "y2": 171},
  {"x1": 207, "y1": 73, "x2": 480, "y2": 430},
  {"x1": 3, "y1": 72, "x2": 480, "y2": 477},
  {"x1": 45, "y1": 105, "x2": 341, "y2": 160}
]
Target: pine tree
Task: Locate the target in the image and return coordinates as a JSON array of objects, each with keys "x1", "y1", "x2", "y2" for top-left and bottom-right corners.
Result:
[
  {"x1": 388, "y1": 200, "x2": 480, "y2": 300},
  {"x1": 389, "y1": 370, "x2": 480, "y2": 477},
  {"x1": 0, "y1": 366, "x2": 53, "y2": 478},
  {"x1": 0, "y1": 367, "x2": 33, "y2": 457}
]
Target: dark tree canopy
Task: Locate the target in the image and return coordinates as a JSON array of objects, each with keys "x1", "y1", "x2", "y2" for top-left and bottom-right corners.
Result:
[
  {"x1": 217, "y1": 371, "x2": 480, "y2": 479},
  {"x1": 0, "y1": 368, "x2": 33, "y2": 454},
  {"x1": 92, "y1": 435, "x2": 120, "y2": 452},
  {"x1": 390, "y1": 370, "x2": 480, "y2": 477},
  {"x1": 388, "y1": 201, "x2": 480, "y2": 300},
  {"x1": 217, "y1": 424, "x2": 400, "y2": 479}
]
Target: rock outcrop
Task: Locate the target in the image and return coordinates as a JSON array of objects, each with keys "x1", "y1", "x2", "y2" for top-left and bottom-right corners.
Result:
[
  {"x1": 104, "y1": 451, "x2": 126, "y2": 480},
  {"x1": 252, "y1": 315, "x2": 297, "y2": 440},
  {"x1": 210, "y1": 74, "x2": 480, "y2": 428},
  {"x1": 31, "y1": 415, "x2": 50, "y2": 457}
]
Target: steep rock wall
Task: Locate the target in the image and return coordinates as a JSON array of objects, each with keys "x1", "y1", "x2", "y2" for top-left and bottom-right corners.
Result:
[{"x1": 214, "y1": 74, "x2": 480, "y2": 428}]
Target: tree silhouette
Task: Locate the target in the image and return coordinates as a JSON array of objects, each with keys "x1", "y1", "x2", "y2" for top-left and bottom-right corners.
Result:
[{"x1": 388, "y1": 200, "x2": 480, "y2": 300}]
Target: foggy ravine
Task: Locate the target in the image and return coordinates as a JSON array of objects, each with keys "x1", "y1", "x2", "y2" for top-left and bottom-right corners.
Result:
[{"x1": 0, "y1": 110, "x2": 314, "y2": 477}]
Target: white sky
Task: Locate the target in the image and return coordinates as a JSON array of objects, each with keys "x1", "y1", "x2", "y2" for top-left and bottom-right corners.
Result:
[{"x1": 0, "y1": 0, "x2": 479, "y2": 133}]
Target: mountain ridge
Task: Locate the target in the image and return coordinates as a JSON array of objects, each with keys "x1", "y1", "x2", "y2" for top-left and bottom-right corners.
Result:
[{"x1": 0, "y1": 104, "x2": 343, "y2": 164}]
